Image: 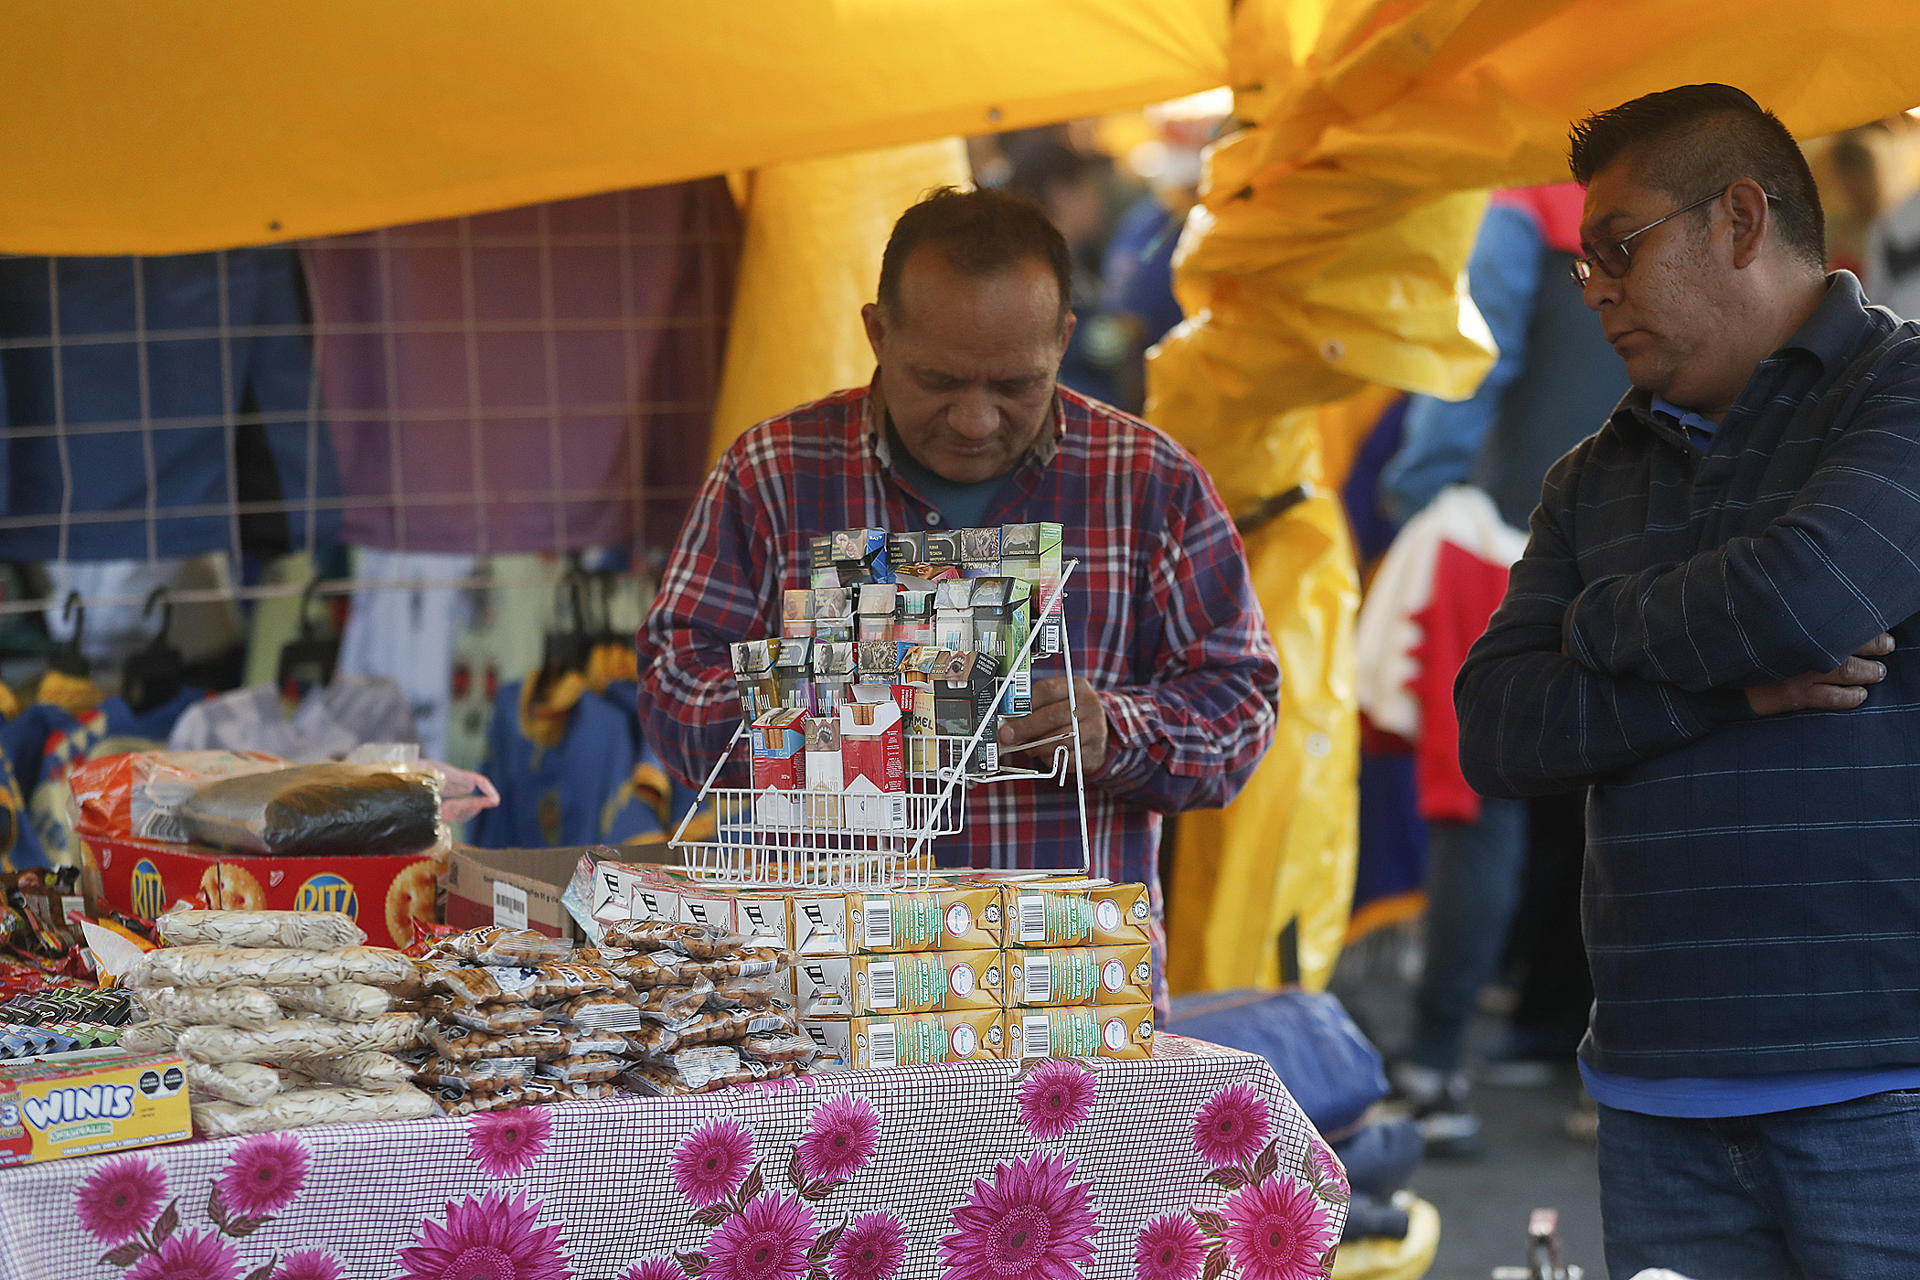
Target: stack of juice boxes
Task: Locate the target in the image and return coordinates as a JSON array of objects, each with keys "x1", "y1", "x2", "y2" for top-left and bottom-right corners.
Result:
[
  {"x1": 729, "y1": 524, "x2": 1064, "y2": 831},
  {"x1": 565, "y1": 855, "x2": 1153, "y2": 1071}
]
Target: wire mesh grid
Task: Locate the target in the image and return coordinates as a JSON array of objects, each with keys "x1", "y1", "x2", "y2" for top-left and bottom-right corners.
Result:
[{"x1": 0, "y1": 179, "x2": 741, "y2": 617}]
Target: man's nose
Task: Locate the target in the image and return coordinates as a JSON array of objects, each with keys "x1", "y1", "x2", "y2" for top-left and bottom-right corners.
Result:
[
  {"x1": 949, "y1": 391, "x2": 997, "y2": 438},
  {"x1": 1582, "y1": 270, "x2": 1620, "y2": 312}
]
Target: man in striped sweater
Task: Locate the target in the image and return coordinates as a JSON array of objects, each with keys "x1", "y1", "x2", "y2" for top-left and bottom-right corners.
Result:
[{"x1": 1458, "y1": 84, "x2": 1920, "y2": 1277}]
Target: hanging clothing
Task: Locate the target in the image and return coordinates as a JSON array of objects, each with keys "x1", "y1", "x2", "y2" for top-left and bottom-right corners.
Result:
[
  {"x1": 467, "y1": 675, "x2": 659, "y2": 849},
  {"x1": 301, "y1": 181, "x2": 740, "y2": 554},
  {"x1": 167, "y1": 675, "x2": 415, "y2": 761},
  {"x1": 0, "y1": 248, "x2": 341, "y2": 561},
  {"x1": 335, "y1": 548, "x2": 477, "y2": 760}
]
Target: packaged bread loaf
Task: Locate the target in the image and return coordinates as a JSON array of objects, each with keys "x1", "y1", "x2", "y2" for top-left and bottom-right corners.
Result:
[
  {"x1": 135, "y1": 985, "x2": 280, "y2": 1031},
  {"x1": 177, "y1": 1012, "x2": 424, "y2": 1063},
  {"x1": 192, "y1": 1084, "x2": 438, "y2": 1136},
  {"x1": 157, "y1": 908, "x2": 366, "y2": 950},
  {"x1": 130, "y1": 946, "x2": 417, "y2": 991}
]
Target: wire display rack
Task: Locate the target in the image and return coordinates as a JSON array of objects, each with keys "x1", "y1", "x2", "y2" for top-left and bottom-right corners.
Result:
[{"x1": 669, "y1": 561, "x2": 1090, "y2": 890}]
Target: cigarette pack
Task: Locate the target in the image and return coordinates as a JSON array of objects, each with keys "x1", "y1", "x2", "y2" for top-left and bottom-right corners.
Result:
[
  {"x1": 969, "y1": 577, "x2": 1033, "y2": 715},
  {"x1": 893, "y1": 588, "x2": 936, "y2": 647},
  {"x1": 794, "y1": 949, "x2": 1005, "y2": 1016},
  {"x1": 961, "y1": 526, "x2": 1002, "y2": 578},
  {"x1": 1004, "y1": 945, "x2": 1154, "y2": 1007},
  {"x1": 1002, "y1": 521, "x2": 1063, "y2": 654},
  {"x1": 810, "y1": 641, "x2": 856, "y2": 719},
  {"x1": 803, "y1": 717, "x2": 844, "y2": 828},
  {"x1": 772, "y1": 637, "x2": 815, "y2": 713},
  {"x1": 750, "y1": 708, "x2": 809, "y2": 827},
  {"x1": 1007, "y1": 1004, "x2": 1155, "y2": 1061},
  {"x1": 731, "y1": 639, "x2": 780, "y2": 724},
  {"x1": 803, "y1": 1009, "x2": 1006, "y2": 1070},
  {"x1": 811, "y1": 588, "x2": 854, "y2": 644},
  {"x1": 935, "y1": 651, "x2": 1002, "y2": 772},
  {"x1": 923, "y1": 531, "x2": 962, "y2": 573},
  {"x1": 856, "y1": 584, "x2": 900, "y2": 643},
  {"x1": 809, "y1": 534, "x2": 838, "y2": 590},
  {"x1": 933, "y1": 579, "x2": 975, "y2": 652},
  {"x1": 832, "y1": 527, "x2": 893, "y2": 584},
  {"x1": 840, "y1": 700, "x2": 906, "y2": 829},
  {"x1": 781, "y1": 589, "x2": 815, "y2": 639},
  {"x1": 887, "y1": 531, "x2": 927, "y2": 573}
]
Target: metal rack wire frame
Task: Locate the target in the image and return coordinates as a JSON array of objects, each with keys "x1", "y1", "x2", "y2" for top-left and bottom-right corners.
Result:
[
  {"x1": 0, "y1": 181, "x2": 730, "y2": 574},
  {"x1": 669, "y1": 559, "x2": 1092, "y2": 889}
]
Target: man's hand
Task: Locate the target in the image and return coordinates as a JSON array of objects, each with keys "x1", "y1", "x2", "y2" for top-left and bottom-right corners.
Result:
[
  {"x1": 1746, "y1": 633, "x2": 1895, "y2": 715},
  {"x1": 998, "y1": 676, "x2": 1110, "y2": 772}
]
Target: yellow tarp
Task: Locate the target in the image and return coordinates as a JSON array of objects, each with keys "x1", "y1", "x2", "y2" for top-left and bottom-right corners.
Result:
[
  {"x1": 3, "y1": 1, "x2": 1226, "y2": 255},
  {"x1": 710, "y1": 140, "x2": 973, "y2": 459},
  {"x1": 1154, "y1": 0, "x2": 1920, "y2": 992}
]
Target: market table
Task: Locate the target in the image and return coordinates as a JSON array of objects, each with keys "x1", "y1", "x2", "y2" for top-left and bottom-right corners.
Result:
[{"x1": 0, "y1": 1035, "x2": 1345, "y2": 1280}]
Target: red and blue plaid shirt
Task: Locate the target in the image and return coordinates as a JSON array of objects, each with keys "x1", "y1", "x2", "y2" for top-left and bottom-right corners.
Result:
[{"x1": 638, "y1": 380, "x2": 1280, "y2": 991}]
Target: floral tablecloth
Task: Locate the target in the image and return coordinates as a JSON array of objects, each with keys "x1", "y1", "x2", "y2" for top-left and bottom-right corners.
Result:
[{"x1": 0, "y1": 1035, "x2": 1346, "y2": 1280}]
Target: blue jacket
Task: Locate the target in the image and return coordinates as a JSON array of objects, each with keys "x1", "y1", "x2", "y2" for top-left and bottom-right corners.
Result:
[{"x1": 1458, "y1": 273, "x2": 1920, "y2": 1077}]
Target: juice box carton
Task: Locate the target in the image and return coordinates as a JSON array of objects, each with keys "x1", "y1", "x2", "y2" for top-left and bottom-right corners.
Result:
[
  {"x1": 788, "y1": 884, "x2": 1006, "y2": 955},
  {"x1": 794, "y1": 949, "x2": 1005, "y2": 1017},
  {"x1": 802, "y1": 1009, "x2": 1006, "y2": 1070},
  {"x1": 1004, "y1": 879, "x2": 1152, "y2": 948},
  {"x1": 0, "y1": 1048, "x2": 191, "y2": 1166},
  {"x1": 1004, "y1": 945, "x2": 1154, "y2": 1008},
  {"x1": 1008, "y1": 1004, "x2": 1155, "y2": 1061}
]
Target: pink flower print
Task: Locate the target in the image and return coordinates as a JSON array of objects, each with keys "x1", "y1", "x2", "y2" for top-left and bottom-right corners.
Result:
[
  {"x1": 74, "y1": 1154, "x2": 168, "y2": 1245},
  {"x1": 216, "y1": 1133, "x2": 310, "y2": 1219},
  {"x1": 829, "y1": 1211, "x2": 906, "y2": 1280},
  {"x1": 673, "y1": 1117, "x2": 756, "y2": 1209},
  {"x1": 1221, "y1": 1177, "x2": 1338, "y2": 1280},
  {"x1": 469, "y1": 1107, "x2": 553, "y2": 1179},
  {"x1": 396, "y1": 1189, "x2": 572, "y2": 1280},
  {"x1": 1308, "y1": 1141, "x2": 1349, "y2": 1200},
  {"x1": 617, "y1": 1262, "x2": 683, "y2": 1280},
  {"x1": 1018, "y1": 1059, "x2": 1096, "y2": 1141},
  {"x1": 276, "y1": 1251, "x2": 345, "y2": 1280},
  {"x1": 1134, "y1": 1214, "x2": 1206, "y2": 1280},
  {"x1": 1191, "y1": 1083, "x2": 1271, "y2": 1169},
  {"x1": 705, "y1": 1192, "x2": 816, "y2": 1280},
  {"x1": 939, "y1": 1149, "x2": 1099, "y2": 1280},
  {"x1": 126, "y1": 1229, "x2": 242, "y2": 1280},
  {"x1": 794, "y1": 1092, "x2": 880, "y2": 1186}
]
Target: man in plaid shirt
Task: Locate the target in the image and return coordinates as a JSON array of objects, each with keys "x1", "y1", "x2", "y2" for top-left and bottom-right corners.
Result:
[{"x1": 638, "y1": 188, "x2": 1280, "y2": 1006}]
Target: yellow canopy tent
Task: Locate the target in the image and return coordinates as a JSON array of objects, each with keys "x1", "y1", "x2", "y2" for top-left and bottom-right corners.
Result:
[{"x1": 9, "y1": 0, "x2": 1920, "y2": 1001}]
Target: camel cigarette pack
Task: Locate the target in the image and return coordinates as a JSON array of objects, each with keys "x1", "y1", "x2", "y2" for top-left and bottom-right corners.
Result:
[
  {"x1": 802, "y1": 1009, "x2": 1006, "y2": 1070},
  {"x1": 0, "y1": 1048, "x2": 191, "y2": 1166}
]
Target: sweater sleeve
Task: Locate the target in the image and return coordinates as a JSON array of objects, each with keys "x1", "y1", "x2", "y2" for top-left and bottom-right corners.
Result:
[
  {"x1": 1456, "y1": 447, "x2": 1753, "y2": 798},
  {"x1": 1561, "y1": 337, "x2": 1920, "y2": 690}
]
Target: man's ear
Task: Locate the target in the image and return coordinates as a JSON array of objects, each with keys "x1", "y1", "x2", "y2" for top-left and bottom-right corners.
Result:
[
  {"x1": 1057, "y1": 308, "x2": 1078, "y2": 356},
  {"x1": 861, "y1": 302, "x2": 886, "y2": 363},
  {"x1": 1727, "y1": 177, "x2": 1771, "y2": 270}
]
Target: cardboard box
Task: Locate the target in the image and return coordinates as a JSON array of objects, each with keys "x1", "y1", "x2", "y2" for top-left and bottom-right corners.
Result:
[
  {"x1": 447, "y1": 845, "x2": 606, "y2": 940},
  {"x1": 795, "y1": 949, "x2": 1005, "y2": 1016},
  {"x1": 1008, "y1": 1004, "x2": 1155, "y2": 1061},
  {"x1": 1005, "y1": 945, "x2": 1154, "y2": 1007},
  {"x1": 1004, "y1": 880, "x2": 1152, "y2": 948},
  {"x1": 558, "y1": 846, "x2": 685, "y2": 942},
  {"x1": 789, "y1": 885, "x2": 1006, "y2": 955},
  {"x1": 82, "y1": 834, "x2": 437, "y2": 949},
  {"x1": 0, "y1": 1048, "x2": 191, "y2": 1166},
  {"x1": 802, "y1": 1009, "x2": 1005, "y2": 1070}
]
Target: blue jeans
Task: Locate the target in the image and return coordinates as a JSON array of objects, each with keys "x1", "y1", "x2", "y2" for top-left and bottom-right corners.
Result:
[
  {"x1": 1597, "y1": 1093, "x2": 1920, "y2": 1279},
  {"x1": 1407, "y1": 797, "x2": 1527, "y2": 1073}
]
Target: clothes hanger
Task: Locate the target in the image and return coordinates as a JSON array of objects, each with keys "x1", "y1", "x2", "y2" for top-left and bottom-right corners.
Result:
[
  {"x1": 121, "y1": 589, "x2": 185, "y2": 714},
  {"x1": 46, "y1": 593, "x2": 91, "y2": 679},
  {"x1": 276, "y1": 578, "x2": 340, "y2": 699},
  {"x1": 534, "y1": 568, "x2": 590, "y2": 702}
]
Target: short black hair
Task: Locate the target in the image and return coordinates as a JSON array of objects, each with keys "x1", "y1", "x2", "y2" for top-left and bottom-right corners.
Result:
[
  {"x1": 1568, "y1": 83, "x2": 1826, "y2": 271},
  {"x1": 877, "y1": 186, "x2": 1073, "y2": 329}
]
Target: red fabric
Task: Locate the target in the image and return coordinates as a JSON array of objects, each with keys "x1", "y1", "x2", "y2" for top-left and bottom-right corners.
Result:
[
  {"x1": 1410, "y1": 540, "x2": 1511, "y2": 823},
  {"x1": 1489, "y1": 182, "x2": 1587, "y2": 255}
]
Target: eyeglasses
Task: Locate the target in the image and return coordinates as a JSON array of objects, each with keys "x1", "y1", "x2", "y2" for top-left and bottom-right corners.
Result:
[{"x1": 1569, "y1": 185, "x2": 1778, "y2": 287}]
